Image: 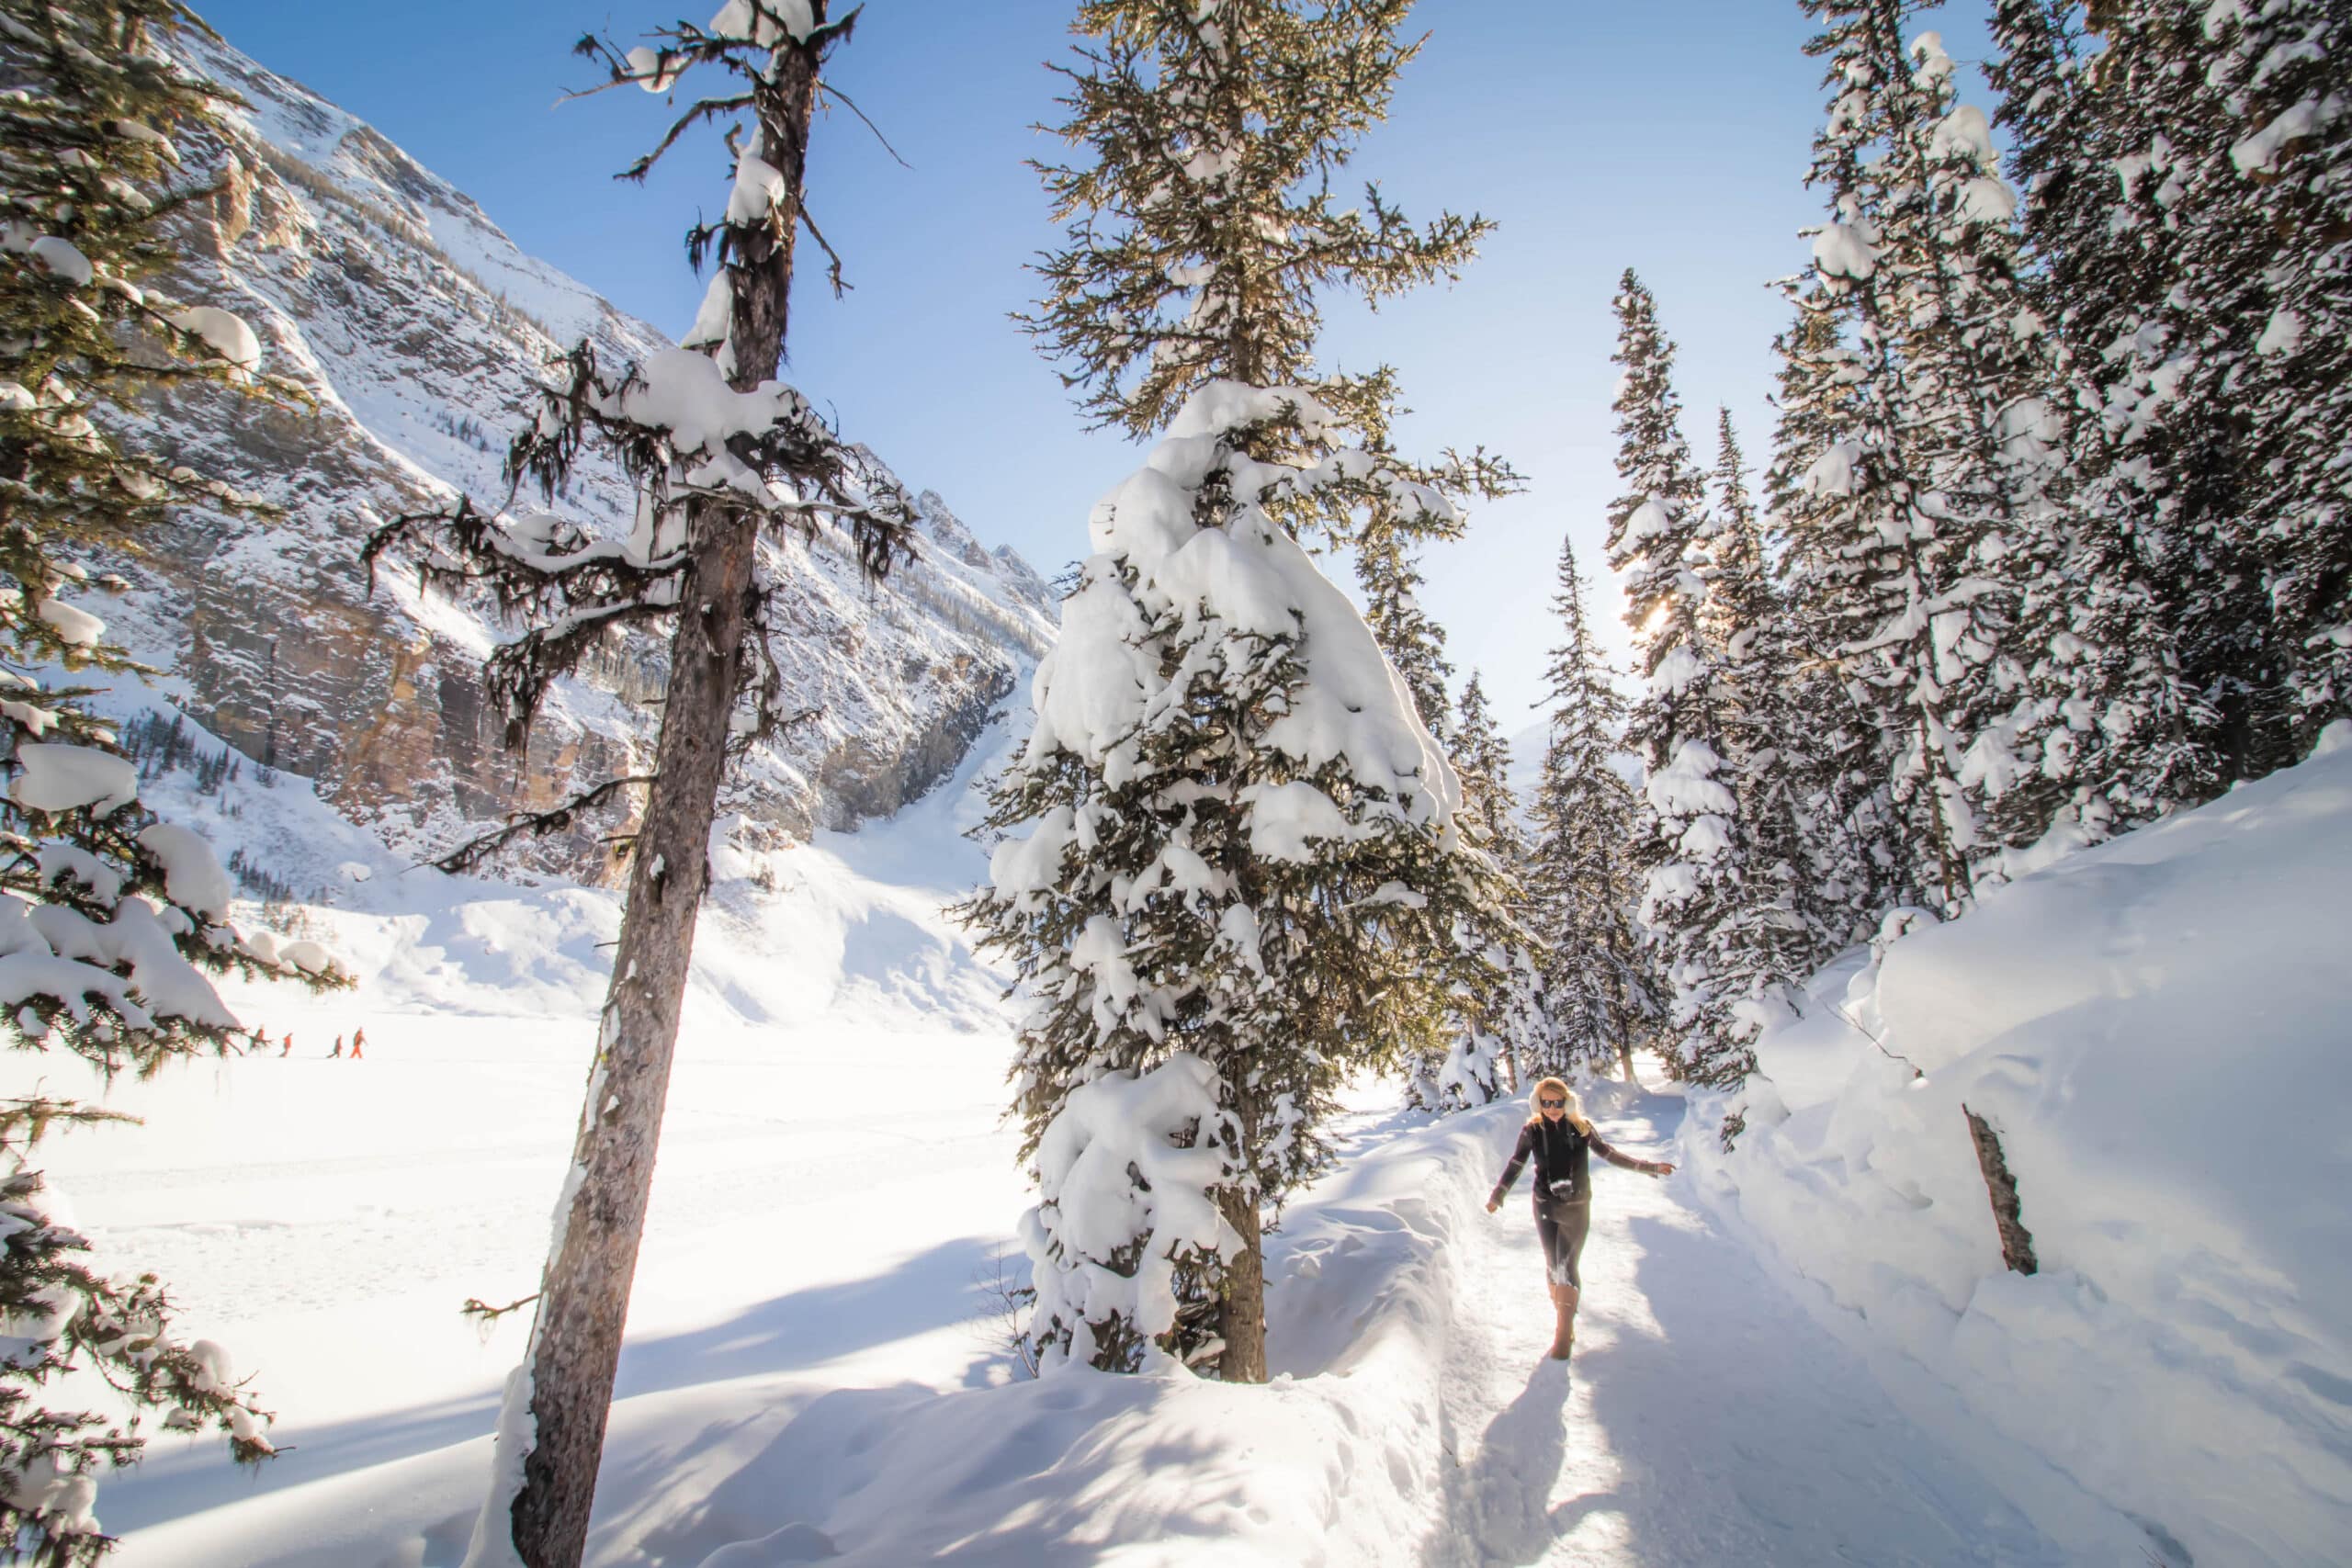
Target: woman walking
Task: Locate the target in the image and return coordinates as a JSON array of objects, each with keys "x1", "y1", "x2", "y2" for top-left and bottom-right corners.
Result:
[{"x1": 1486, "y1": 1077, "x2": 1673, "y2": 1359}]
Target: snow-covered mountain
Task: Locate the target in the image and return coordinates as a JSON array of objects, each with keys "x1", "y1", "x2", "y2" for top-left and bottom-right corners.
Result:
[{"x1": 96, "y1": 26, "x2": 1054, "y2": 878}]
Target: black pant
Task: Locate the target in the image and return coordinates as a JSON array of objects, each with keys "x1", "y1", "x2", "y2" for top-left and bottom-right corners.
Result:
[{"x1": 1535, "y1": 1199, "x2": 1590, "y2": 1289}]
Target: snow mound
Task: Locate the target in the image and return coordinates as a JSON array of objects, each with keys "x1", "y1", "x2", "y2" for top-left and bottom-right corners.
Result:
[{"x1": 1689, "y1": 733, "x2": 2352, "y2": 1567}]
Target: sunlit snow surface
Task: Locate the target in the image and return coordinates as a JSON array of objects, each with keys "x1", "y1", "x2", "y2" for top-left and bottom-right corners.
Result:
[{"x1": 25, "y1": 696, "x2": 2328, "y2": 1564}]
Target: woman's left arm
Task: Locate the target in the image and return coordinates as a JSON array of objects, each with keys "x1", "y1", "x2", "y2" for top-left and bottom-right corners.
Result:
[{"x1": 1589, "y1": 1130, "x2": 1675, "y2": 1178}]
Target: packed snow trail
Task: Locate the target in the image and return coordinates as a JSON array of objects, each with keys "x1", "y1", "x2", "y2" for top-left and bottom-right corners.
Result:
[{"x1": 1416, "y1": 1083, "x2": 2070, "y2": 1566}]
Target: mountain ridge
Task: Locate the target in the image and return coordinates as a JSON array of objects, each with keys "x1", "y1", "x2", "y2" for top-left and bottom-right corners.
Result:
[{"x1": 91, "y1": 23, "x2": 1053, "y2": 882}]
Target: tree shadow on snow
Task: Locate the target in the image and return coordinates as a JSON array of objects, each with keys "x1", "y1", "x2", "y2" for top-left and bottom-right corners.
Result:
[
  {"x1": 591, "y1": 1371, "x2": 1245, "y2": 1568},
  {"x1": 610, "y1": 1233, "x2": 1012, "y2": 1402},
  {"x1": 103, "y1": 1235, "x2": 1016, "y2": 1540},
  {"x1": 1560, "y1": 1193, "x2": 2064, "y2": 1566}
]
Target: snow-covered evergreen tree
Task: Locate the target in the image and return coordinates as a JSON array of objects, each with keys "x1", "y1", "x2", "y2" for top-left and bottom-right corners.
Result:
[
  {"x1": 1358, "y1": 516, "x2": 1466, "y2": 1111},
  {"x1": 1603, "y1": 273, "x2": 1746, "y2": 1085},
  {"x1": 1701, "y1": 412, "x2": 1773, "y2": 666},
  {"x1": 2203, "y1": 0, "x2": 2352, "y2": 752},
  {"x1": 1359, "y1": 527, "x2": 1514, "y2": 1115},
  {"x1": 365, "y1": 8, "x2": 916, "y2": 1564},
  {"x1": 1527, "y1": 535, "x2": 1651, "y2": 1082},
  {"x1": 973, "y1": 0, "x2": 1507, "y2": 1382},
  {"x1": 1698, "y1": 412, "x2": 1822, "y2": 1071},
  {"x1": 1762, "y1": 289, "x2": 1901, "y2": 947},
  {"x1": 0, "y1": 4, "x2": 350, "y2": 1558},
  {"x1": 1452, "y1": 674, "x2": 1524, "y2": 868},
  {"x1": 2008, "y1": 2, "x2": 2293, "y2": 792},
  {"x1": 1783, "y1": 4, "x2": 2066, "y2": 916},
  {"x1": 1975, "y1": 0, "x2": 2214, "y2": 856},
  {"x1": 1606, "y1": 271, "x2": 1721, "y2": 767},
  {"x1": 1355, "y1": 519, "x2": 1453, "y2": 741},
  {"x1": 1424, "y1": 669, "x2": 1540, "y2": 1107},
  {"x1": 974, "y1": 380, "x2": 1492, "y2": 1376}
]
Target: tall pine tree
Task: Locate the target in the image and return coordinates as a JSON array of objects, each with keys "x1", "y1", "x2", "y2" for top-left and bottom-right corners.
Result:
[
  {"x1": 368, "y1": 10, "x2": 915, "y2": 1565},
  {"x1": 2011, "y1": 3, "x2": 2291, "y2": 788},
  {"x1": 2205, "y1": 0, "x2": 2352, "y2": 750},
  {"x1": 1980, "y1": 0, "x2": 2213, "y2": 857},
  {"x1": 1528, "y1": 535, "x2": 1652, "y2": 1082},
  {"x1": 1356, "y1": 518, "x2": 1453, "y2": 740},
  {"x1": 1359, "y1": 516, "x2": 1512, "y2": 1115},
  {"x1": 1421, "y1": 669, "x2": 1540, "y2": 1107},
  {"x1": 968, "y1": 0, "x2": 1508, "y2": 1382},
  {"x1": 1699, "y1": 411, "x2": 1823, "y2": 1073},
  {"x1": 1603, "y1": 272, "x2": 1743, "y2": 1085},
  {"x1": 1784, "y1": 2, "x2": 2064, "y2": 914},
  {"x1": 1763, "y1": 288, "x2": 1903, "y2": 946}
]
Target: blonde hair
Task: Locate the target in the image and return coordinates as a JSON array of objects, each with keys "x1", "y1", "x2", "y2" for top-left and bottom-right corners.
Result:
[{"x1": 1525, "y1": 1077, "x2": 1594, "y2": 1135}]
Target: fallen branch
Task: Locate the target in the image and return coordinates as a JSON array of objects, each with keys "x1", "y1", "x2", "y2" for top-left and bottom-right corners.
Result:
[{"x1": 1962, "y1": 1103, "x2": 2038, "y2": 1275}]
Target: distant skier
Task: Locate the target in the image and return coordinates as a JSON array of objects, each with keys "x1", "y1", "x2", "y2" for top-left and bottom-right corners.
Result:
[
  {"x1": 350, "y1": 1028, "x2": 365, "y2": 1060},
  {"x1": 329, "y1": 1034, "x2": 343, "y2": 1059},
  {"x1": 1486, "y1": 1077, "x2": 1673, "y2": 1360},
  {"x1": 280, "y1": 1032, "x2": 293, "y2": 1058}
]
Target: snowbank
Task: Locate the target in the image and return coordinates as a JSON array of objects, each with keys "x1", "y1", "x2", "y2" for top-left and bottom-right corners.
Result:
[{"x1": 1688, "y1": 726, "x2": 2352, "y2": 1567}]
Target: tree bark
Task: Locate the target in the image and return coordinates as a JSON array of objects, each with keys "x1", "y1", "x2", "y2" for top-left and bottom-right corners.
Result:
[
  {"x1": 1215, "y1": 1180, "x2": 1268, "y2": 1382},
  {"x1": 1962, "y1": 1103, "x2": 2039, "y2": 1276},
  {"x1": 498, "y1": 29, "x2": 820, "y2": 1568}
]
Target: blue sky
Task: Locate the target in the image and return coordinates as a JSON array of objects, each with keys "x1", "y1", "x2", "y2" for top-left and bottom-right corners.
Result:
[{"x1": 196, "y1": 0, "x2": 1996, "y2": 730}]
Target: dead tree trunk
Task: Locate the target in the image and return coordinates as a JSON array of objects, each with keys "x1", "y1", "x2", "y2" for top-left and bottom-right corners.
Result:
[
  {"x1": 1962, "y1": 1103, "x2": 2038, "y2": 1276},
  {"x1": 499, "y1": 34, "x2": 820, "y2": 1568}
]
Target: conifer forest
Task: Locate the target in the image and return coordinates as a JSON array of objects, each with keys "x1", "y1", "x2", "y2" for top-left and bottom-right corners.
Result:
[{"x1": 0, "y1": 2, "x2": 2342, "y2": 1565}]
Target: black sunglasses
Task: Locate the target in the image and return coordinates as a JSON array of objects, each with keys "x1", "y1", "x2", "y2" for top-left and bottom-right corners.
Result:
[{"x1": 1539, "y1": 1097, "x2": 1565, "y2": 1108}]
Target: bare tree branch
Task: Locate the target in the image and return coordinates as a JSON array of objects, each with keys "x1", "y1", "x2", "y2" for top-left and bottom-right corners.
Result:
[{"x1": 427, "y1": 774, "x2": 659, "y2": 875}]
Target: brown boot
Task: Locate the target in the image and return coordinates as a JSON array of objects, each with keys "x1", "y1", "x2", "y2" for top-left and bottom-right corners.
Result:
[{"x1": 1548, "y1": 1282, "x2": 1576, "y2": 1360}]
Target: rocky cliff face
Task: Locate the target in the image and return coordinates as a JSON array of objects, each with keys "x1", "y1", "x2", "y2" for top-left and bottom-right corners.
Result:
[{"x1": 96, "y1": 28, "x2": 1055, "y2": 880}]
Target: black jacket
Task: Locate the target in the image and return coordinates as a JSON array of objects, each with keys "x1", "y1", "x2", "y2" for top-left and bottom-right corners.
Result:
[{"x1": 1489, "y1": 1116, "x2": 1663, "y2": 1212}]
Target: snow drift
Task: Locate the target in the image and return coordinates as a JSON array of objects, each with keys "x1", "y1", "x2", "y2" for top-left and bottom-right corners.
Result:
[{"x1": 1690, "y1": 721, "x2": 2352, "y2": 1567}]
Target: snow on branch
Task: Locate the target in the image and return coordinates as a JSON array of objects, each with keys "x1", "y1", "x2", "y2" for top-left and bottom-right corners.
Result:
[
  {"x1": 1021, "y1": 1053, "x2": 1239, "y2": 1374},
  {"x1": 570, "y1": 2, "x2": 885, "y2": 299},
  {"x1": 0, "y1": 1152, "x2": 278, "y2": 1551},
  {"x1": 2, "y1": 691, "x2": 351, "y2": 1077},
  {"x1": 365, "y1": 335, "x2": 916, "y2": 748}
]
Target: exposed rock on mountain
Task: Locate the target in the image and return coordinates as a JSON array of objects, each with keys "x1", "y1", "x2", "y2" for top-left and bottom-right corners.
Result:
[{"x1": 97, "y1": 28, "x2": 1054, "y2": 879}]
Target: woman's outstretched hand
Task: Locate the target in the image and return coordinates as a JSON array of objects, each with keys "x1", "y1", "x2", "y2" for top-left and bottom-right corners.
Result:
[
  {"x1": 1651, "y1": 1162, "x2": 1676, "y2": 1178},
  {"x1": 1485, "y1": 1197, "x2": 1500, "y2": 1213}
]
